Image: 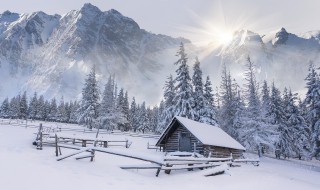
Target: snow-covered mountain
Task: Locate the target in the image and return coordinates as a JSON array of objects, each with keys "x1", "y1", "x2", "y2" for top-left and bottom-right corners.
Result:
[
  {"x1": 200, "y1": 27, "x2": 320, "y2": 96},
  {"x1": 0, "y1": 3, "x2": 189, "y2": 104},
  {"x1": 0, "y1": 3, "x2": 320, "y2": 104}
]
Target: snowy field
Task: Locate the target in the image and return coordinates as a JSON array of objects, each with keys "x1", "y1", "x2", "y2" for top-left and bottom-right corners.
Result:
[{"x1": 0, "y1": 120, "x2": 320, "y2": 190}]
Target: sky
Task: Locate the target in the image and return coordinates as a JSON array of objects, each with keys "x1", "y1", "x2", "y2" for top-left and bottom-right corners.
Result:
[{"x1": 1, "y1": 0, "x2": 320, "y2": 43}]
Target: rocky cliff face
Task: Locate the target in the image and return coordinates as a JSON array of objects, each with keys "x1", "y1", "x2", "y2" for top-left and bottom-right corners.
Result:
[{"x1": 0, "y1": 3, "x2": 189, "y2": 103}]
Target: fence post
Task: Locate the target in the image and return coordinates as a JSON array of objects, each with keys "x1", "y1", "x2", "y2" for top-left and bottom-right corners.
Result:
[
  {"x1": 55, "y1": 134, "x2": 58, "y2": 157},
  {"x1": 126, "y1": 140, "x2": 128, "y2": 148},
  {"x1": 37, "y1": 123, "x2": 43, "y2": 150}
]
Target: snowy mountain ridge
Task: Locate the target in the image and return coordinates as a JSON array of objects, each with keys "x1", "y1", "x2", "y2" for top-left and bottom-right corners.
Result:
[
  {"x1": 0, "y1": 3, "x2": 320, "y2": 104},
  {"x1": 0, "y1": 3, "x2": 189, "y2": 104},
  {"x1": 200, "y1": 27, "x2": 320, "y2": 96}
]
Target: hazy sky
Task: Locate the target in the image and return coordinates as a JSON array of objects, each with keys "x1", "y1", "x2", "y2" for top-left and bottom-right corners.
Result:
[{"x1": 1, "y1": 0, "x2": 320, "y2": 42}]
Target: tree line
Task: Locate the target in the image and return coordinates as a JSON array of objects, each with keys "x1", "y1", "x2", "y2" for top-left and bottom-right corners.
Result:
[{"x1": 1, "y1": 42, "x2": 319, "y2": 160}]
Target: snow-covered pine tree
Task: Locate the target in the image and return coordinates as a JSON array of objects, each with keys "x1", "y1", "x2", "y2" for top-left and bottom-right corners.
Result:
[
  {"x1": 243, "y1": 57, "x2": 260, "y2": 117},
  {"x1": 28, "y1": 92, "x2": 38, "y2": 120},
  {"x1": 100, "y1": 76, "x2": 117, "y2": 130},
  {"x1": 192, "y1": 57, "x2": 205, "y2": 121},
  {"x1": 69, "y1": 101, "x2": 80, "y2": 124},
  {"x1": 57, "y1": 97, "x2": 67, "y2": 122},
  {"x1": 44, "y1": 100, "x2": 51, "y2": 121},
  {"x1": 36, "y1": 95, "x2": 46, "y2": 120},
  {"x1": 239, "y1": 57, "x2": 276, "y2": 157},
  {"x1": 129, "y1": 97, "x2": 140, "y2": 132},
  {"x1": 10, "y1": 95, "x2": 20, "y2": 119},
  {"x1": 304, "y1": 63, "x2": 320, "y2": 159},
  {"x1": 285, "y1": 89, "x2": 311, "y2": 159},
  {"x1": 173, "y1": 42, "x2": 196, "y2": 119},
  {"x1": 116, "y1": 88, "x2": 128, "y2": 130},
  {"x1": 157, "y1": 75, "x2": 176, "y2": 133},
  {"x1": 138, "y1": 101, "x2": 149, "y2": 133},
  {"x1": 275, "y1": 88, "x2": 295, "y2": 158},
  {"x1": 0, "y1": 98, "x2": 10, "y2": 118},
  {"x1": 48, "y1": 98, "x2": 57, "y2": 121},
  {"x1": 261, "y1": 80, "x2": 270, "y2": 116},
  {"x1": 200, "y1": 76, "x2": 217, "y2": 125},
  {"x1": 19, "y1": 91, "x2": 28, "y2": 120},
  {"x1": 78, "y1": 66, "x2": 100, "y2": 129},
  {"x1": 218, "y1": 65, "x2": 238, "y2": 137}
]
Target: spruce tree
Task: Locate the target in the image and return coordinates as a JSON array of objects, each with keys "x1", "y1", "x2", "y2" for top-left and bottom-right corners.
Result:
[
  {"x1": 78, "y1": 66, "x2": 100, "y2": 129},
  {"x1": 0, "y1": 98, "x2": 10, "y2": 118},
  {"x1": 304, "y1": 63, "x2": 320, "y2": 159},
  {"x1": 28, "y1": 92, "x2": 38, "y2": 120},
  {"x1": 200, "y1": 76, "x2": 217, "y2": 125},
  {"x1": 172, "y1": 42, "x2": 196, "y2": 119},
  {"x1": 192, "y1": 57, "x2": 205, "y2": 121},
  {"x1": 20, "y1": 91, "x2": 28, "y2": 120}
]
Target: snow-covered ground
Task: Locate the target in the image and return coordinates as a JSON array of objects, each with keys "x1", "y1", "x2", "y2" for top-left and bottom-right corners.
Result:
[{"x1": 0, "y1": 120, "x2": 320, "y2": 190}]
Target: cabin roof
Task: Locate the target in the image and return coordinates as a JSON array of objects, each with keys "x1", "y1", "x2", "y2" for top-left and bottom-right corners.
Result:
[{"x1": 156, "y1": 116, "x2": 246, "y2": 151}]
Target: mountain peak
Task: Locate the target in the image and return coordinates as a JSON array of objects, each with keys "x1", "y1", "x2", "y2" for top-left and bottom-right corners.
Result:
[
  {"x1": 0, "y1": 10, "x2": 19, "y2": 24},
  {"x1": 273, "y1": 27, "x2": 289, "y2": 46},
  {"x1": 80, "y1": 3, "x2": 101, "y2": 14}
]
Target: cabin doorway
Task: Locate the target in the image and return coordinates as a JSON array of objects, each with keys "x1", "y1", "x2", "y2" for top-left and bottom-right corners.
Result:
[{"x1": 179, "y1": 132, "x2": 192, "y2": 152}]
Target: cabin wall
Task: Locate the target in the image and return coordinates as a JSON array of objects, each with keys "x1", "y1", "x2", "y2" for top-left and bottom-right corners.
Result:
[
  {"x1": 203, "y1": 145, "x2": 244, "y2": 159},
  {"x1": 164, "y1": 124, "x2": 203, "y2": 154}
]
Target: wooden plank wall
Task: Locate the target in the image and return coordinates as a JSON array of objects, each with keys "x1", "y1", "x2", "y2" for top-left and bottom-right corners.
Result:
[
  {"x1": 164, "y1": 123, "x2": 203, "y2": 154},
  {"x1": 203, "y1": 145, "x2": 243, "y2": 159}
]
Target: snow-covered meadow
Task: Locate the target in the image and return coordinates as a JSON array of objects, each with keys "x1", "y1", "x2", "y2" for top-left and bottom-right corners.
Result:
[{"x1": 0, "y1": 120, "x2": 319, "y2": 190}]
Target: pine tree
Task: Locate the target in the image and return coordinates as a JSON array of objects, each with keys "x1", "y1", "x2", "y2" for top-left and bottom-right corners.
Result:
[
  {"x1": 129, "y1": 97, "x2": 139, "y2": 132},
  {"x1": 200, "y1": 76, "x2": 217, "y2": 125},
  {"x1": 78, "y1": 66, "x2": 100, "y2": 129},
  {"x1": 261, "y1": 80, "x2": 270, "y2": 116},
  {"x1": 28, "y1": 92, "x2": 38, "y2": 120},
  {"x1": 173, "y1": 42, "x2": 196, "y2": 119},
  {"x1": 218, "y1": 65, "x2": 239, "y2": 137},
  {"x1": 138, "y1": 102, "x2": 149, "y2": 133},
  {"x1": 243, "y1": 56, "x2": 260, "y2": 117},
  {"x1": 20, "y1": 91, "x2": 28, "y2": 120},
  {"x1": 100, "y1": 76, "x2": 117, "y2": 130},
  {"x1": 116, "y1": 88, "x2": 128, "y2": 130},
  {"x1": 36, "y1": 95, "x2": 46, "y2": 120},
  {"x1": 239, "y1": 57, "x2": 276, "y2": 157},
  {"x1": 57, "y1": 97, "x2": 67, "y2": 122},
  {"x1": 0, "y1": 98, "x2": 10, "y2": 118},
  {"x1": 157, "y1": 75, "x2": 176, "y2": 133},
  {"x1": 304, "y1": 63, "x2": 320, "y2": 159},
  {"x1": 285, "y1": 89, "x2": 311, "y2": 159},
  {"x1": 48, "y1": 98, "x2": 57, "y2": 121},
  {"x1": 69, "y1": 101, "x2": 80, "y2": 123},
  {"x1": 10, "y1": 95, "x2": 20, "y2": 119},
  {"x1": 192, "y1": 57, "x2": 205, "y2": 121}
]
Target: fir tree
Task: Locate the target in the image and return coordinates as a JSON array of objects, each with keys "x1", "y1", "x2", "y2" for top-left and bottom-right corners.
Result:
[
  {"x1": 129, "y1": 97, "x2": 139, "y2": 132},
  {"x1": 28, "y1": 92, "x2": 38, "y2": 120},
  {"x1": 192, "y1": 57, "x2": 205, "y2": 121},
  {"x1": 0, "y1": 98, "x2": 10, "y2": 118},
  {"x1": 200, "y1": 76, "x2": 217, "y2": 125},
  {"x1": 173, "y1": 42, "x2": 196, "y2": 119},
  {"x1": 48, "y1": 98, "x2": 57, "y2": 121},
  {"x1": 304, "y1": 63, "x2": 320, "y2": 159},
  {"x1": 78, "y1": 66, "x2": 100, "y2": 129},
  {"x1": 20, "y1": 91, "x2": 28, "y2": 120},
  {"x1": 36, "y1": 95, "x2": 46, "y2": 120}
]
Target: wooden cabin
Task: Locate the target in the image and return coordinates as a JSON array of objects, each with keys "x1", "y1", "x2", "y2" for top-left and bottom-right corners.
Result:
[{"x1": 156, "y1": 116, "x2": 245, "y2": 158}]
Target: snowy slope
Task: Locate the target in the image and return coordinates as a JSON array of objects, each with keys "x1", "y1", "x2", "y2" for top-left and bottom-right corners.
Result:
[
  {"x1": 0, "y1": 3, "x2": 320, "y2": 104},
  {"x1": 0, "y1": 120, "x2": 320, "y2": 190},
  {"x1": 199, "y1": 27, "x2": 320, "y2": 95},
  {"x1": 0, "y1": 3, "x2": 189, "y2": 104}
]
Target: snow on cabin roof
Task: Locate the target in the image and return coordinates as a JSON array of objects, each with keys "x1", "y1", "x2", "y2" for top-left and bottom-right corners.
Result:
[{"x1": 173, "y1": 116, "x2": 245, "y2": 150}]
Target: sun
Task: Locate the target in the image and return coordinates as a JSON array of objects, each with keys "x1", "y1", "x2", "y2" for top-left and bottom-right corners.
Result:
[
  {"x1": 208, "y1": 27, "x2": 235, "y2": 47},
  {"x1": 216, "y1": 30, "x2": 234, "y2": 46}
]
